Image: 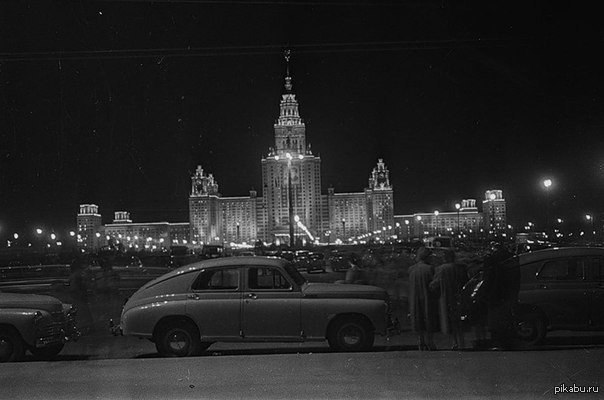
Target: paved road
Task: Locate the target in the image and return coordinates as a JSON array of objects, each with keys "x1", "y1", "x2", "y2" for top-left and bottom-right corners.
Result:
[{"x1": 2, "y1": 342, "x2": 603, "y2": 399}]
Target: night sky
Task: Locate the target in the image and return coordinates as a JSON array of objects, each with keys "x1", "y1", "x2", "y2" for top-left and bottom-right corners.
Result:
[{"x1": 1, "y1": 1, "x2": 603, "y2": 239}]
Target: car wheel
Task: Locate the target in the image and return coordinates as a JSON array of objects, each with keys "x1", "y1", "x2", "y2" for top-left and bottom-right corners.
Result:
[
  {"x1": 0, "y1": 329, "x2": 25, "y2": 363},
  {"x1": 516, "y1": 314, "x2": 546, "y2": 345},
  {"x1": 155, "y1": 321, "x2": 202, "y2": 357},
  {"x1": 327, "y1": 317, "x2": 374, "y2": 352}
]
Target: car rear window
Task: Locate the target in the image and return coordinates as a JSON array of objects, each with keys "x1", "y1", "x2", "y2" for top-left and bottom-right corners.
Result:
[
  {"x1": 248, "y1": 267, "x2": 291, "y2": 290},
  {"x1": 192, "y1": 268, "x2": 239, "y2": 290}
]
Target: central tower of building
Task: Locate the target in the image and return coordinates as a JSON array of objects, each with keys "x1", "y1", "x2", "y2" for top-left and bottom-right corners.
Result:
[{"x1": 260, "y1": 52, "x2": 323, "y2": 244}]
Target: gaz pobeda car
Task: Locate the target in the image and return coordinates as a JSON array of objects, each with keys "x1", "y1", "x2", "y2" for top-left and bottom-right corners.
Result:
[{"x1": 115, "y1": 256, "x2": 396, "y2": 357}]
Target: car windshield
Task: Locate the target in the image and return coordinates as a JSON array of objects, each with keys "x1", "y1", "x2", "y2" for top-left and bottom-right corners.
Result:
[{"x1": 283, "y1": 264, "x2": 307, "y2": 287}]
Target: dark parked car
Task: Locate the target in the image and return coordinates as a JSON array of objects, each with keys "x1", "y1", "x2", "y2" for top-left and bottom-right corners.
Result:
[
  {"x1": 513, "y1": 247, "x2": 604, "y2": 344},
  {"x1": 329, "y1": 254, "x2": 351, "y2": 272},
  {"x1": 305, "y1": 253, "x2": 326, "y2": 274},
  {"x1": 0, "y1": 291, "x2": 79, "y2": 362}
]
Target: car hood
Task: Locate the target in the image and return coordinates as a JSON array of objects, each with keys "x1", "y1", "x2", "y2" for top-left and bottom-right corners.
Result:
[
  {"x1": 302, "y1": 282, "x2": 387, "y2": 300},
  {"x1": 0, "y1": 292, "x2": 63, "y2": 313}
]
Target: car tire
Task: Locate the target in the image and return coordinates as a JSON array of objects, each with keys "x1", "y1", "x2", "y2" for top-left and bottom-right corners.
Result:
[
  {"x1": 155, "y1": 320, "x2": 202, "y2": 357},
  {"x1": 515, "y1": 314, "x2": 546, "y2": 345},
  {"x1": 30, "y1": 343, "x2": 64, "y2": 360},
  {"x1": 327, "y1": 316, "x2": 374, "y2": 352},
  {"x1": 0, "y1": 329, "x2": 25, "y2": 363}
]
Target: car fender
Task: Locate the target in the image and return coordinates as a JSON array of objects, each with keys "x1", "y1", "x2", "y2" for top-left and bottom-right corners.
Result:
[
  {"x1": 121, "y1": 300, "x2": 186, "y2": 338},
  {"x1": 0, "y1": 309, "x2": 43, "y2": 347}
]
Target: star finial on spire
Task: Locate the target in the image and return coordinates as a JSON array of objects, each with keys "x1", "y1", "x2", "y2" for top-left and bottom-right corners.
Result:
[{"x1": 284, "y1": 49, "x2": 292, "y2": 92}]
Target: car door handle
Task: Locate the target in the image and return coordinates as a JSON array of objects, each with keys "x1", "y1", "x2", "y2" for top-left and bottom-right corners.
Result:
[
  {"x1": 187, "y1": 293, "x2": 200, "y2": 300},
  {"x1": 247, "y1": 293, "x2": 257, "y2": 299}
]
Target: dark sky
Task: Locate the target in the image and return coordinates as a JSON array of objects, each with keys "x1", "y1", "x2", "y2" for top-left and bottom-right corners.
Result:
[{"x1": 1, "y1": 1, "x2": 603, "y2": 239}]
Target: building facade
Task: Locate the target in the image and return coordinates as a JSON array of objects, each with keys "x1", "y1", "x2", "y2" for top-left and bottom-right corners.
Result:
[
  {"x1": 103, "y1": 211, "x2": 189, "y2": 251},
  {"x1": 186, "y1": 58, "x2": 395, "y2": 247}
]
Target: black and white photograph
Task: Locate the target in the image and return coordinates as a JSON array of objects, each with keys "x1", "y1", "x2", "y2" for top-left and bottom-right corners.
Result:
[{"x1": 0, "y1": 1, "x2": 603, "y2": 399}]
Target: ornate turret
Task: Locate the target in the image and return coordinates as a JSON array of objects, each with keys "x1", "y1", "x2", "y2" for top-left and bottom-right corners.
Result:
[
  {"x1": 368, "y1": 159, "x2": 392, "y2": 190},
  {"x1": 273, "y1": 50, "x2": 309, "y2": 156},
  {"x1": 190, "y1": 165, "x2": 219, "y2": 196}
]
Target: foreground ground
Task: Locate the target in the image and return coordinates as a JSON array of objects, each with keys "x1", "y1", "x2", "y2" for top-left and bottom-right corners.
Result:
[{"x1": 2, "y1": 340, "x2": 603, "y2": 399}]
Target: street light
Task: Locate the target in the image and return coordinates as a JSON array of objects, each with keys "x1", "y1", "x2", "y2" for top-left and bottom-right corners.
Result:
[
  {"x1": 455, "y1": 203, "x2": 461, "y2": 236},
  {"x1": 586, "y1": 214, "x2": 594, "y2": 240},
  {"x1": 416, "y1": 215, "x2": 422, "y2": 239},
  {"x1": 434, "y1": 210, "x2": 439, "y2": 236},
  {"x1": 341, "y1": 218, "x2": 346, "y2": 241}
]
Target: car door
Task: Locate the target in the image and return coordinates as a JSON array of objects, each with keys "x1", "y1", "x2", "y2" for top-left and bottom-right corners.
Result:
[
  {"x1": 185, "y1": 267, "x2": 242, "y2": 340},
  {"x1": 534, "y1": 257, "x2": 590, "y2": 328},
  {"x1": 587, "y1": 256, "x2": 604, "y2": 328},
  {"x1": 242, "y1": 266, "x2": 302, "y2": 340}
]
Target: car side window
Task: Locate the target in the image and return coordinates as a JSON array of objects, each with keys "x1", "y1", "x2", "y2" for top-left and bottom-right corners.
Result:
[
  {"x1": 537, "y1": 258, "x2": 584, "y2": 281},
  {"x1": 248, "y1": 267, "x2": 291, "y2": 290},
  {"x1": 191, "y1": 268, "x2": 239, "y2": 290}
]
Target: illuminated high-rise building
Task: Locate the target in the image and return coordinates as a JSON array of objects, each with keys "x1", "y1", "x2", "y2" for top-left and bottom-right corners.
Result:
[
  {"x1": 260, "y1": 54, "x2": 323, "y2": 244},
  {"x1": 483, "y1": 189, "x2": 507, "y2": 233},
  {"x1": 82, "y1": 53, "x2": 395, "y2": 250}
]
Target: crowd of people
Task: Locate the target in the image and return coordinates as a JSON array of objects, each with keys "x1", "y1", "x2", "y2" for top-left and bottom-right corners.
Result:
[
  {"x1": 334, "y1": 243, "x2": 521, "y2": 351},
  {"x1": 407, "y1": 244, "x2": 520, "y2": 351}
]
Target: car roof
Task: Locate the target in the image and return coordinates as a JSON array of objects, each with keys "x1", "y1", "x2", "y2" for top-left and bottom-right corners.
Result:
[
  {"x1": 160, "y1": 256, "x2": 286, "y2": 280},
  {"x1": 518, "y1": 247, "x2": 604, "y2": 265}
]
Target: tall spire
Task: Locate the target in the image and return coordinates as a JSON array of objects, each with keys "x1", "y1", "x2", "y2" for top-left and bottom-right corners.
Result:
[{"x1": 284, "y1": 49, "x2": 292, "y2": 92}]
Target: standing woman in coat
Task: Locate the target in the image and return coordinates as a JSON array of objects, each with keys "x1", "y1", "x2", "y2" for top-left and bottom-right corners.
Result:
[
  {"x1": 430, "y1": 249, "x2": 468, "y2": 350},
  {"x1": 408, "y1": 247, "x2": 439, "y2": 350}
]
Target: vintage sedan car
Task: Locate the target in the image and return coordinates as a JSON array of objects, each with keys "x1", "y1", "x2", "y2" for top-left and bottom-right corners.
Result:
[
  {"x1": 514, "y1": 247, "x2": 604, "y2": 344},
  {"x1": 0, "y1": 291, "x2": 79, "y2": 362},
  {"x1": 116, "y1": 256, "x2": 395, "y2": 357}
]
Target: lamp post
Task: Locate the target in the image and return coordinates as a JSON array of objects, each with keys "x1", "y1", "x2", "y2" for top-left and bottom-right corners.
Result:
[
  {"x1": 416, "y1": 215, "x2": 422, "y2": 239},
  {"x1": 286, "y1": 152, "x2": 295, "y2": 248},
  {"x1": 404, "y1": 220, "x2": 410, "y2": 240},
  {"x1": 35, "y1": 228, "x2": 43, "y2": 250},
  {"x1": 294, "y1": 215, "x2": 300, "y2": 246},
  {"x1": 455, "y1": 203, "x2": 461, "y2": 237},
  {"x1": 586, "y1": 214, "x2": 594, "y2": 241},
  {"x1": 434, "y1": 210, "x2": 439, "y2": 236},
  {"x1": 542, "y1": 178, "x2": 553, "y2": 238},
  {"x1": 341, "y1": 218, "x2": 346, "y2": 242},
  {"x1": 236, "y1": 222, "x2": 240, "y2": 244}
]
